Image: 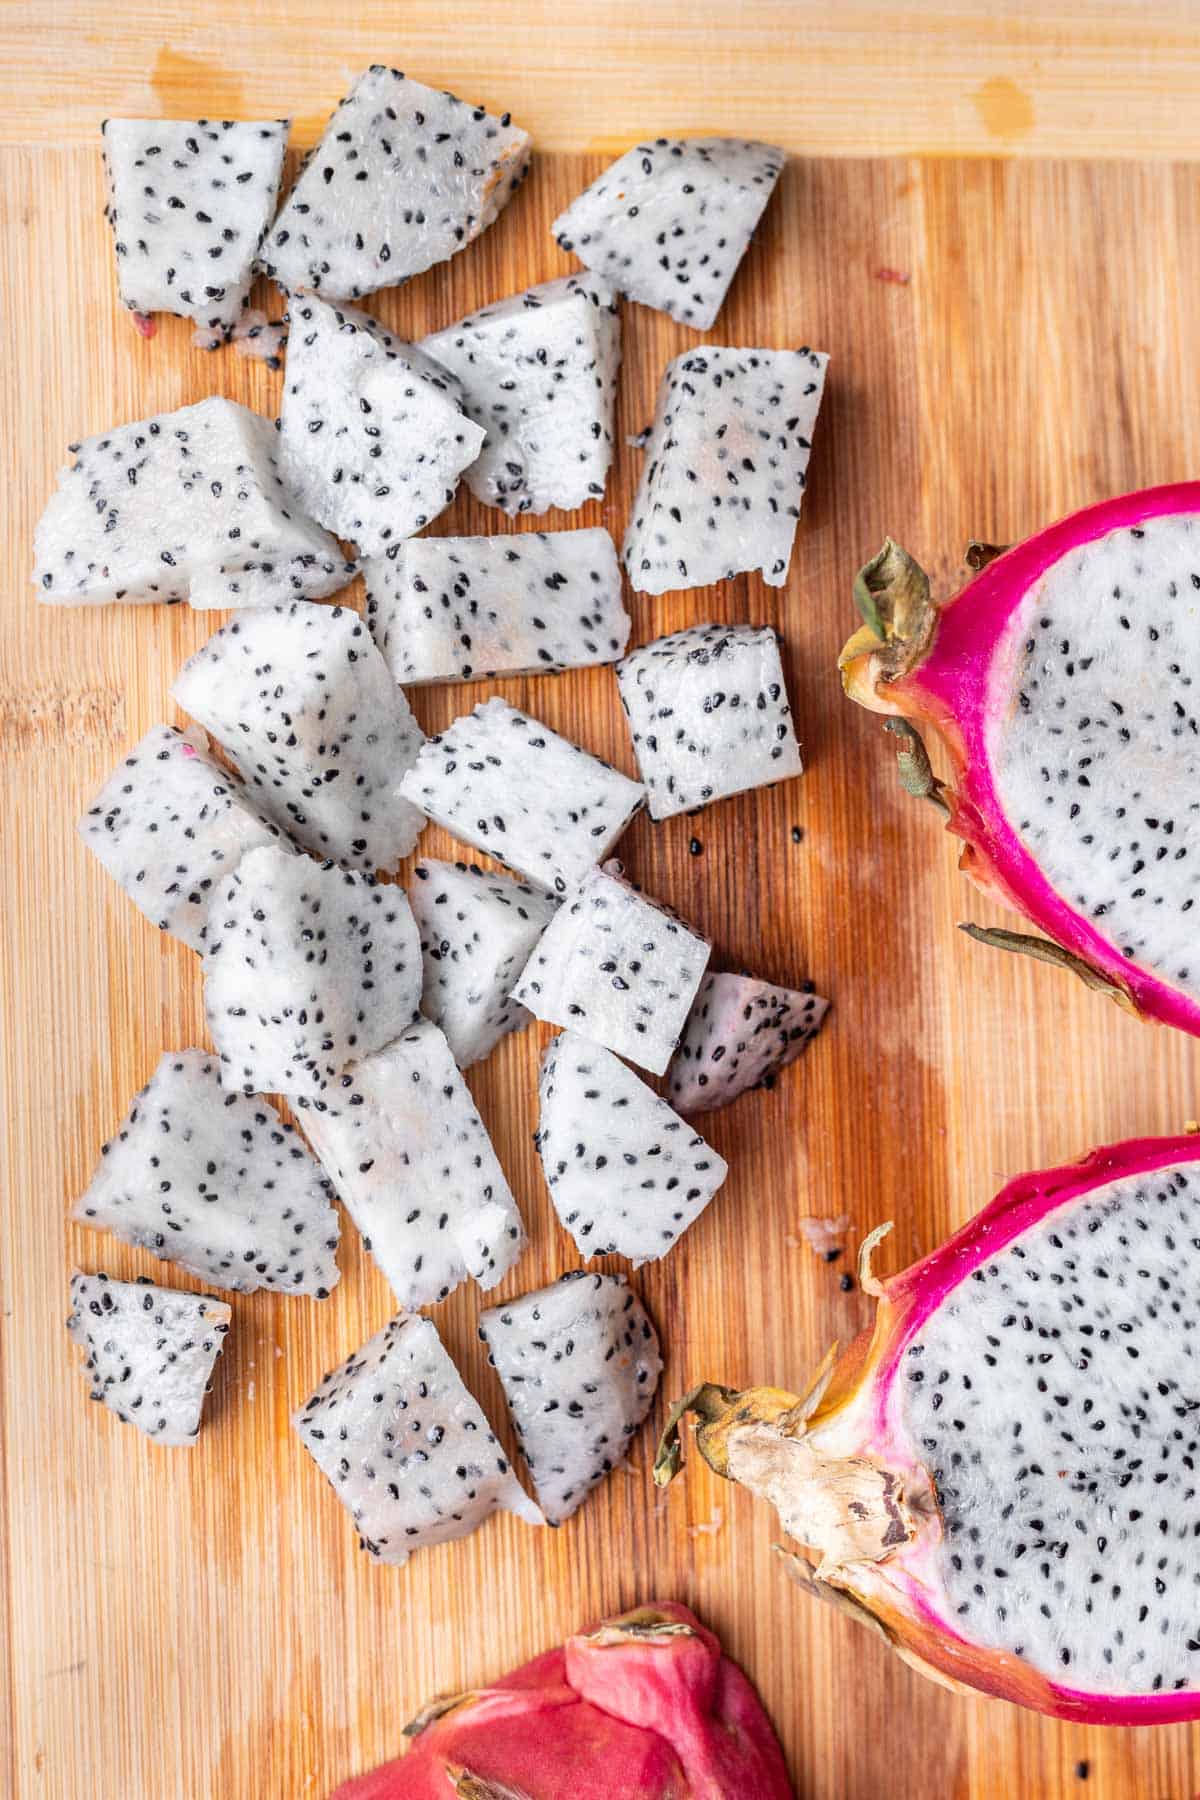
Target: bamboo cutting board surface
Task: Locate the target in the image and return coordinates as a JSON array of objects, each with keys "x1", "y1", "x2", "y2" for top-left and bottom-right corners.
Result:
[{"x1": 5, "y1": 29, "x2": 1200, "y2": 1800}]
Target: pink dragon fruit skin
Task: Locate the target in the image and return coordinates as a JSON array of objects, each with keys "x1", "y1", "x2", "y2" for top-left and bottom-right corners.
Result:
[{"x1": 332, "y1": 1600, "x2": 793, "y2": 1797}]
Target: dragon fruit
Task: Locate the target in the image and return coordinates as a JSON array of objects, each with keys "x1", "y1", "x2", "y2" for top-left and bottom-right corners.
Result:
[
  {"x1": 102, "y1": 117, "x2": 288, "y2": 341},
  {"x1": 33, "y1": 397, "x2": 352, "y2": 608},
  {"x1": 421, "y1": 275, "x2": 622, "y2": 515},
  {"x1": 552, "y1": 137, "x2": 785, "y2": 330},
  {"x1": 513, "y1": 866, "x2": 709, "y2": 1074},
  {"x1": 399, "y1": 697, "x2": 644, "y2": 895},
  {"x1": 258, "y1": 66, "x2": 530, "y2": 302},
  {"x1": 667, "y1": 972, "x2": 830, "y2": 1114},
  {"x1": 332, "y1": 1599, "x2": 792, "y2": 1798},
  {"x1": 202, "y1": 845, "x2": 422, "y2": 1098},
  {"x1": 623, "y1": 347, "x2": 827, "y2": 594},
  {"x1": 296, "y1": 1019, "x2": 526, "y2": 1308},
  {"x1": 77, "y1": 723, "x2": 281, "y2": 952},
  {"x1": 656, "y1": 1133, "x2": 1200, "y2": 1722},
  {"x1": 294, "y1": 1311, "x2": 542, "y2": 1564},
  {"x1": 535, "y1": 1032, "x2": 728, "y2": 1264},
  {"x1": 617, "y1": 623, "x2": 803, "y2": 819},
  {"x1": 479, "y1": 1272, "x2": 662, "y2": 1524},
  {"x1": 363, "y1": 527, "x2": 630, "y2": 684},
  {"x1": 408, "y1": 859, "x2": 557, "y2": 1067},
  {"x1": 277, "y1": 296, "x2": 485, "y2": 553},
  {"x1": 172, "y1": 602, "x2": 425, "y2": 871},
  {"x1": 72, "y1": 1049, "x2": 340, "y2": 1296},
  {"x1": 67, "y1": 1271, "x2": 230, "y2": 1446},
  {"x1": 840, "y1": 490, "x2": 1200, "y2": 1035}
]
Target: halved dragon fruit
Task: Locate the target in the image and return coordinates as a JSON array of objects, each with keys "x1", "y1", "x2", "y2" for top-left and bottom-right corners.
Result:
[
  {"x1": 294, "y1": 1311, "x2": 542, "y2": 1565},
  {"x1": 73, "y1": 1049, "x2": 340, "y2": 1296},
  {"x1": 536, "y1": 1032, "x2": 728, "y2": 1264},
  {"x1": 172, "y1": 602, "x2": 425, "y2": 871},
  {"x1": 840, "y1": 490, "x2": 1200, "y2": 1035},
  {"x1": 421, "y1": 275, "x2": 621, "y2": 515},
  {"x1": 203, "y1": 845, "x2": 422, "y2": 1098},
  {"x1": 399, "y1": 697, "x2": 644, "y2": 895},
  {"x1": 552, "y1": 136, "x2": 785, "y2": 330},
  {"x1": 667, "y1": 972, "x2": 830, "y2": 1114},
  {"x1": 278, "y1": 295, "x2": 485, "y2": 554},
  {"x1": 67, "y1": 1271, "x2": 231, "y2": 1446},
  {"x1": 102, "y1": 118, "x2": 288, "y2": 342},
  {"x1": 409, "y1": 859, "x2": 557, "y2": 1067},
  {"x1": 363, "y1": 527, "x2": 630, "y2": 684},
  {"x1": 33, "y1": 397, "x2": 352, "y2": 608},
  {"x1": 479, "y1": 1272, "x2": 662, "y2": 1524},
  {"x1": 623, "y1": 347, "x2": 827, "y2": 594},
  {"x1": 616, "y1": 623, "x2": 802, "y2": 819},
  {"x1": 512, "y1": 866, "x2": 709, "y2": 1074},
  {"x1": 297, "y1": 1019, "x2": 526, "y2": 1308},
  {"x1": 258, "y1": 66, "x2": 530, "y2": 302},
  {"x1": 657, "y1": 1134, "x2": 1200, "y2": 1722}
]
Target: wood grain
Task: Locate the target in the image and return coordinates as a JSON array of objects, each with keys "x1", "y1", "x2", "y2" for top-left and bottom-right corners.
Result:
[{"x1": 5, "y1": 80, "x2": 1200, "y2": 1800}]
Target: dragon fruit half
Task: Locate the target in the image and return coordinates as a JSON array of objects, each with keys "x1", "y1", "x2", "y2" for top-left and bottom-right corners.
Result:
[
  {"x1": 102, "y1": 118, "x2": 288, "y2": 342},
  {"x1": 332, "y1": 1599, "x2": 792, "y2": 1798},
  {"x1": 408, "y1": 858, "x2": 558, "y2": 1067},
  {"x1": 536, "y1": 1032, "x2": 729, "y2": 1265},
  {"x1": 667, "y1": 972, "x2": 830, "y2": 1114},
  {"x1": 617, "y1": 623, "x2": 803, "y2": 819},
  {"x1": 364, "y1": 527, "x2": 630, "y2": 684},
  {"x1": 67, "y1": 1271, "x2": 230, "y2": 1446},
  {"x1": 480, "y1": 1271, "x2": 662, "y2": 1524},
  {"x1": 278, "y1": 295, "x2": 485, "y2": 554},
  {"x1": 173, "y1": 602, "x2": 425, "y2": 872},
  {"x1": 840, "y1": 488, "x2": 1200, "y2": 1035},
  {"x1": 656, "y1": 1134, "x2": 1200, "y2": 1722},
  {"x1": 400, "y1": 697, "x2": 644, "y2": 895},
  {"x1": 297, "y1": 1019, "x2": 526, "y2": 1309},
  {"x1": 624, "y1": 347, "x2": 827, "y2": 594},
  {"x1": 421, "y1": 275, "x2": 622, "y2": 516},
  {"x1": 294, "y1": 1311, "x2": 542, "y2": 1565},
  {"x1": 259, "y1": 66, "x2": 530, "y2": 303},
  {"x1": 33, "y1": 397, "x2": 351, "y2": 608},
  {"x1": 553, "y1": 136, "x2": 785, "y2": 329}
]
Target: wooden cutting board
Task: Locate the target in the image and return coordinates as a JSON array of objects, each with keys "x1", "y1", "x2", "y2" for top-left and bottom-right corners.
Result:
[{"x1": 5, "y1": 60, "x2": 1200, "y2": 1800}]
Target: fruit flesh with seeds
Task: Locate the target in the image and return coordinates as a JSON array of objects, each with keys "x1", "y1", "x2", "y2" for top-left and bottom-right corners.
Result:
[
  {"x1": 667, "y1": 971, "x2": 830, "y2": 1114},
  {"x1": 656, "y1": 1134, "x2": 1200, "y2": 1722},
  {"x1": 66, "y1": 1271, "x2": 231, "y2": 1446},
  {"x1": 839, "y1": 486, "x2": 1200, "y2": 1035}
]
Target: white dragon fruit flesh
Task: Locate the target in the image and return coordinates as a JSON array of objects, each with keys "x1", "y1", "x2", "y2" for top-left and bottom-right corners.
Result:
[
  {"x1": 616, "y1": 623, "x2": 803, "y2": 819},
  {"x1": 512, "y1": 865, "x2": 709, "y2": 1075},
  {"x1": 172, "y1": 601, "x2": 426, "y2": 872},
  {"x1": 400, "y1": 697, "x2": 644, "y2": 896},
  {"x1": 202, "y1": 845, "x2": 422, "y2": 1098},
  {"x1": 73, "y1": 1049, "x2": 340, "y2": 1296},
  {"x1": 77, "y1": 723, "x2": 282, "y2": 952},
  {"x1": 552, "y1": 136, "x2": 784, "y2": 330},
  {"x1": 667, "y1": 972, "x2": 830, "y2": 1114},
  {"x1": 67, "y1": 1271, "x2": 230, "y2": 1446},
  {"x1": 33, "y1": 397, "x2": 352, "y2": 608},
  {"x1": 103, "y1": 117, "x2": 288, "y2": 340},
  {"x1": 278, "y1": 295, "x2": 485, "y2": 554},
  {"x1": 421, "y1": 275, "x2": 621, "y2": 516},
  {"x1": 294, "y1": 1311, "x2": 543, "y2": 1564},
  {"x1": 479, "y1": 1271, "x2": 662, "y2": 1524},
  {"x1": 297, "y1": 1019, "x2": 526, "y2": 1309},
  {"x1": 409, "y1": 859, "x2": 558, "y2": 1067},
  {"x1": 258, "y1": 66, "x2": 530, "y2": 302},
  {"x1": 363, "y1": 527, "x2": 630, "y2": 684},
  {"x1": 535, "y1": 1032, "x2": 728, "y2": 1265},
  {"x1": 623, "y1": 347, "x2": 828, "y2": 594}
]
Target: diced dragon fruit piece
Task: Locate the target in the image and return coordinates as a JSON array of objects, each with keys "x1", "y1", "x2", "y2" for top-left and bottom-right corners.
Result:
[
  {"x1": 400, "y1": 697, "x2": 644, "y2": 895},
  {"x1": 259, "y1": 66, "x2": 530, "y2": 303},
  {"x1": 667, "y1": 972, "x2": 830, "y2": 1114},
  {"x1": 623, "y1": 347, "x2": 828, "y2": 594},
  {"x1": 67, "y1": 1271, "x2": 231, "y2": 1446},
  {"x1": 363, "y1": 527, "x2": 630, "y2": 684}
]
